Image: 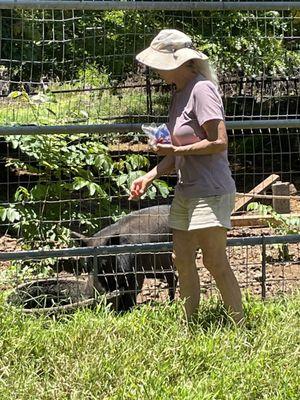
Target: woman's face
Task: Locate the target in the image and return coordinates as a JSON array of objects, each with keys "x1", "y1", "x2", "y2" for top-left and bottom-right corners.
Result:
[
  {"x1": 153, "y1": 69, "x2": 177, "y2": 84},
  {"x1": 153, "y1": 63, "x2": 193, "y2": 86}
]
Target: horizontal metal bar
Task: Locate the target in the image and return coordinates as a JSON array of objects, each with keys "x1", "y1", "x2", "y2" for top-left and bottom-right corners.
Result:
[
  {"x1": 1, "y1": 76, "x2": 298, "y2": 98},
  {"x1": 0, "y1": 1, "x2": 298, "y2": 11},
  {"x1": 227, "y1": 234, "x2": 300, "y2": 247},
  {"x1": 0, "y1": 119, "x2": 299, "y2": 136},
  {"x1": 0, "y1": 234, "x2": 299, "y2": 261},
  {"x1": 0, "y1": 242, "x2": 173, "y2": 261},
  {"x1": 0, "y1": 123, "x2": 142, "y2": 136},
  {"x1": 227, "y1": 120, "x2": 300, "y2": 130}
]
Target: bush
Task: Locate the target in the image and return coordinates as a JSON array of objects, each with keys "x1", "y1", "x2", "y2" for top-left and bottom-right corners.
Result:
[
  {"x1": 1, "y1": 9, "x2": 299, "y2": 85},
  {"x1": 1, "y1": 133, "x2": 171, "y2": 248}
]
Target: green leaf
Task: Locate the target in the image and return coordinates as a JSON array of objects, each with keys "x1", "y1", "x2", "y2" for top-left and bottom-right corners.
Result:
[
  {"x1": 30, "y1": 185, "x2": 49, "y2": 200},
  {"x1": 146, "y1": 186, "x2": 157, "y2": 200},
  {"x1": 0, "y1": 207, "x2": 7, "y2": 222},
  {"x1": 153, "y1": 180, "x2": 171, "y2": 199},
  {"x1": 11, "y1": 140, "x2": 20, "y2": 149},
  {"x1": 46, "y1": 108, "x2": 57, "y2": 116},
  {"x1": 6, "y1": 207, "x2": 21, "y2": 222},
  {"x1": 95, "y1": 184, "x2": 108, "y2": 199},
  {"x1": 7, "y1": 91, "x2": 22, "y2": 99},
  {"x1": 14, "y1": 187, "x2": 30, "y2": 202},
  {"x1": 88, "y1": 182, "x2": 97, "y2": 196},
  {"x1": 247, "y1": 202, "x2": 259, "y2": 211},
  {"x1": 40, "y1": 160, "x2": 57, "y2": 170},
  {"x1": 126, "y1": 154, "x2": 149, "y2": 170},
  {"x1": 73, "y1": 177, "x2": 89, "y2": 190},
  {"x1": 116, "y1": 174, "x2": 128, "y2": 187},
  {"x1": 127, "y1": 170, "x2": 146, "y2": 188}
]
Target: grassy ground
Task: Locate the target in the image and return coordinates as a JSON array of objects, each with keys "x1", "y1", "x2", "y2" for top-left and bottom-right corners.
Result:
[
  {"x1": 0, "y1": 86, "x2": 170, "y2": 126},
  {"x1": 0, "y1": 293, "x2": 299, "y2": 400}
]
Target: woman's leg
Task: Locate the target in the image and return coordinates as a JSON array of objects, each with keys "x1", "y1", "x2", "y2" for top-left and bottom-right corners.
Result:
[
  {"x1": 173, "y1": 226, "x2": 244, "y2": 323},
  {"x1": 198, "y1": 227, "x2": 244, "y2": 324},
  {"x1": 172, "y1": 228, "x2": 200, "y2": 321}
]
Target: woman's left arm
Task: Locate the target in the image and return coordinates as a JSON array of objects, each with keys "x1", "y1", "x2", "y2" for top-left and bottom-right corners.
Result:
[{"x1": 155, "y1": 119, "x2": 228, "y2": 157}]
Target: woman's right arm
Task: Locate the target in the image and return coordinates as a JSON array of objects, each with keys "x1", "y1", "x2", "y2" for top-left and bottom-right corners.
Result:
[{"x1": 128, "y1": 154, "x2": 175, "y2": 200}]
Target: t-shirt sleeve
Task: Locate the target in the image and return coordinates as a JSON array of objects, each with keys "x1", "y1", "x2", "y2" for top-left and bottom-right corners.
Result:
[{"x1": 192, "y1": 81, "x2": 224, "y2": 127}]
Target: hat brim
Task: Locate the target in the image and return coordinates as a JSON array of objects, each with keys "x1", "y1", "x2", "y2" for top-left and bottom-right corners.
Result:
[{"x1": 136, "y1": 47, "x2": 208, "y2": 70}]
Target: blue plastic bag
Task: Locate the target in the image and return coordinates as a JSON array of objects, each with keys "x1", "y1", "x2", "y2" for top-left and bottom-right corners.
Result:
[{"x1": 141, "y1": 123, "x2": 171, "y2": 147}]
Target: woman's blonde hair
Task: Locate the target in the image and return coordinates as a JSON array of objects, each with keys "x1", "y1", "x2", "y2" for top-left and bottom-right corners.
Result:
[{"x1": 186, "y1": 59, "x2": 219, "y2": 87}]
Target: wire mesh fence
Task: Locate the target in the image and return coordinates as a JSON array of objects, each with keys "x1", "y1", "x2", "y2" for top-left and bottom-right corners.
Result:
[
  {"x1": 1, "y1": 236, "x2": 300, "y2": 313},
  {"x1": 0, "y1": 1, "x2": 299, "y2": 312}
]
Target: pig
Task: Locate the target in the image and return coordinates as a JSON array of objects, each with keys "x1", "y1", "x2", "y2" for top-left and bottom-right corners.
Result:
[{"x1": 70, "y1": 205, "x2": 177, "y2": 312}]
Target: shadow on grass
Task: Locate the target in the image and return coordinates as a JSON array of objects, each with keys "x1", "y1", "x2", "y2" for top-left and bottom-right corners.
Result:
[{"x1": 188, "y1": 302, "x2": 234, "y2": 332}]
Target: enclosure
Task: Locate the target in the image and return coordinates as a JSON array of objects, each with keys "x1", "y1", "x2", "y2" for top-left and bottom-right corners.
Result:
[{"x1": 0, "y1": 0, "x2": 299, "y2": 313}]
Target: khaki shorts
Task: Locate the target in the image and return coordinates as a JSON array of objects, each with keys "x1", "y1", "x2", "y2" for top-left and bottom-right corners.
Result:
[{"x1": 168, "y1": 191, "x2": 235, "y2": 231}]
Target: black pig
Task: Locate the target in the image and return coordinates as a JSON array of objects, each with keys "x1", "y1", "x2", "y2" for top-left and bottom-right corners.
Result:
[{"x1": 71, "y1": 205, "x2": 177, "y2": 311}]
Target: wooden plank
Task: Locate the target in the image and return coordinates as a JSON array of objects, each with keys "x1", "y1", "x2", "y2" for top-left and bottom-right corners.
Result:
[
  {"x1": 233, "y1": 174, "x2": 280, "y2": 213},
  {"x1": 231, "y1": 213, "x2": 300, "y2": 227}
]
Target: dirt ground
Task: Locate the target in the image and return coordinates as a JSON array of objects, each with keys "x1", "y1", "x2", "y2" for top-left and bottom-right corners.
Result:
[
  {"x1": 138, "y1": 226, "x2": 300, "y2": 304},
  {"x1": 1, "y1": 223, "x2": 299, "y2": 302}
]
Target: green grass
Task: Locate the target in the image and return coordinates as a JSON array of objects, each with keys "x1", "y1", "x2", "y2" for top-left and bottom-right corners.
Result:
[
  {"x1": 0, "y1": 294, "x2": 299, "y2": 399},
  {"x1": 0, "y1": 86, "x2": 170, "y2": 126}
]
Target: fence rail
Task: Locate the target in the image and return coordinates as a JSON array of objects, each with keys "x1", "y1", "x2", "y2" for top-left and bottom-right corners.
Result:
[
  {"x1": 1, "y1": 234, "x2": 299, "y2": 302},
  {"x1": 1, "y1": 234, "x2": 300, "y2": 261},
  {"x1": 0, "y1": 1, "x2": 299, "y2": 11},
  {"x1": 1, "y1": 119, "x2": 300, "y2": 136}
]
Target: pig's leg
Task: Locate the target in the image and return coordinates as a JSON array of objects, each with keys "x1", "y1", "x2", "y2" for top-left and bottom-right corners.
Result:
[
  {"x1": 114, "y1": 254, "x2": 141, "y2": 312},
  {"x1": 166, "y1": 271, "x2": 178, "y2": 301}
]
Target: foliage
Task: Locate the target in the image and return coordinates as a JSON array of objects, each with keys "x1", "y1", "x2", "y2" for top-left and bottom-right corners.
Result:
[
  {"x1": 0, "y1": 87, "x2": 171, "y2": 250},
  {"x1": 2, "y1": 259, "x2": 55, "y2": 283},
  {"x1": 247, "y1": 202, "x2": 300, "y2": 260},
  {"x1": 78, "y1": 64, "x2": 110, "y2": 90},
  {"x1": 195, "y1": 11, "x2": 300, "y2": 77},
  {"x1": 247, "y1": 202, "x2": 300, "y2": 235},
  {"x1": 1, "y1": 9, "x2": 299, "y2": 85},
  {"x1": 0, "y1": 294, "x2": 299, "y2": 399},
  {"x1": 0, "y1": 133, "x2": 171, "y2": 249}
]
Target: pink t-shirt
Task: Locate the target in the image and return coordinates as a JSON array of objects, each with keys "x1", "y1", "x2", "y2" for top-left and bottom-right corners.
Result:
[{"x1": 168, "y1": 75, "x2": 236, "y2": 197}]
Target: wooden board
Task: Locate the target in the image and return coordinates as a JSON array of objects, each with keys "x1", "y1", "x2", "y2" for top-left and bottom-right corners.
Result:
[
  {"x1": 231, "y1": 213, "x2": 300, "y2": 227},
  {"x1": 233, "y1": 174, "x2": 280, "y2": 213}
]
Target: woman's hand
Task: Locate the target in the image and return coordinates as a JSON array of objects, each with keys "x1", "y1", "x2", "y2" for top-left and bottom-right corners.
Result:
[
  {"x1": 128, "y1": 153, "x2": 176, "y2": 200},
  {"x1": 128, "y1": 175, "x2": 153, "y2": 200},
  {"x1": 152, "y1": 143, "x2": 175, "y2": 156}
]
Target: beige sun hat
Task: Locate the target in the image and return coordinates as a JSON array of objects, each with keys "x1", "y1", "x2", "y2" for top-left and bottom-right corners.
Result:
[{"x1": 136, "y1": 29, "x2": 208, "y2": 71}]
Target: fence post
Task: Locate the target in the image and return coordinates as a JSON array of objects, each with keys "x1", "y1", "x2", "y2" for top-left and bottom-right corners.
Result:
[
  {"x1": 272, "y1": 181, "x2": 291, "y2": 213},
  {"x1": 93, "y1": 254, "x2": 98, "y2": 301},
  {"x1": 261, "y1": 235, "x2": 266, "y2": 300},
  {"x1": 145, "y1": 67, "x2": 153, "y2": 119}
]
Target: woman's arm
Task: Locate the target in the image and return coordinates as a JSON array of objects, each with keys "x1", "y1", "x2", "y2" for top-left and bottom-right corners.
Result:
[
  {"x1": 128, "y1": 154, "x2": 175, "y2": 200},
  {"x1": 175, "y1": 119, "x2": 227, "y2": 155},
  {"x1": 155, "y1": 119, "x2": 228, "y2": 157},
  {"x1": 145, "y1": 154, "x2": 175, "y2": 181}
]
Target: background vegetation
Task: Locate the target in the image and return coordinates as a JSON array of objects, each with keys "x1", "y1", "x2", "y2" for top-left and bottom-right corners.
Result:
[{"x1": 2, "y1": 10, "x2": 299, "y2": 84}]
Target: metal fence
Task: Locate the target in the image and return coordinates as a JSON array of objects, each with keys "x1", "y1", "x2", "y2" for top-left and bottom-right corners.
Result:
[{"x1": 0, "y1": 0, "x2": 299, "y2": 312}]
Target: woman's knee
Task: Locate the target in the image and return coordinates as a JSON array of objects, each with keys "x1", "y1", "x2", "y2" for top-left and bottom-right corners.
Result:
[
  {"x1": 202, "y1": 249, "x2": 229, "y2": 276},
  {"x1": 172, "y1": 251, "x2": 195, "y2": 271}
]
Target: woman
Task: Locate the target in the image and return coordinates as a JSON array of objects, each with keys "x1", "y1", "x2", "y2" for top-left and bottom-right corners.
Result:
[{"x1": 129, "y1": 29, "x2": 244, "y2": 324}]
